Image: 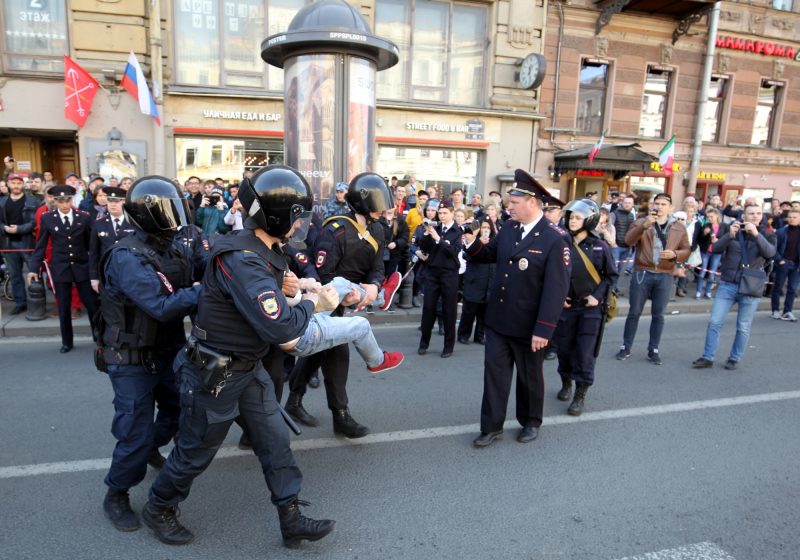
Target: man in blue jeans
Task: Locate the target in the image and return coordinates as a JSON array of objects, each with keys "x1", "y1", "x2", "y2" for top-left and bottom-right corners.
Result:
[
  {"x1": 770, "y1": 209, "x2": 800, "y2": 322},
  {"x1": 692, "y1": 204, "x2": 775, "y2": 371},
  {"x1": 0, "y1": 173, "x2": 40, "y2": 314},
  {"x1": 616, "y1": 193, "x2": 690, "y2": 365}
]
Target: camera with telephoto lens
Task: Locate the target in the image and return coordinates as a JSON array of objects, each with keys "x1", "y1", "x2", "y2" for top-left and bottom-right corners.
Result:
[
  {"x1": 208, "y1": 194, "x2": 220, "y2": 205},
  {"x1": 462, "y1": 219, "x2": 480, "y2": 234},
  {"x1": 423, "y1": 218, "x2": 439, "y2": 228}
]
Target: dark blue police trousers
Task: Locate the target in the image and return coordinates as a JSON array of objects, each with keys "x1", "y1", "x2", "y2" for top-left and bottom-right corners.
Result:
[
  {"x1": 555, "y1": 307, "x2": 603, "y2": 385},
  {"x1": 105, "y1": 352, "x2": 181, "y2": 490},
  {"x1": 149, "y1": 352, "x2": 302, "y2": 508}
]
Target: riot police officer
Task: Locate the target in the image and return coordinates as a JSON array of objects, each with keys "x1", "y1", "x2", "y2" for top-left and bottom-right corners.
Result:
[
  {"x1": 554, "y1": 199, "x2": 617, "y2": 415},
  {"x1": 96, "y1": 177, "x2": 204, "y2": 532},
  {"x1": 285, "y1": 172, "x2": 391, "y2": 438},
  {"x1": 144, "y1": 165, "x2": 334, "y2": 548}
]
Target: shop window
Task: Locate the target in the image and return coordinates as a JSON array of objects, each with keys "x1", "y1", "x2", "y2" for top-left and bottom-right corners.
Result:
[
  {"x1": 175, "y1": 137, "x2": 283, "y2": 183},
  {"x1": 772, "y1": 0, "x2": 794, "y2": 10},
  {"x1": 639, "y1": 66, "x2": 672, "y2": 138},
  {"x1": 376, "y1": 145, "x2": 481, "y2": 195},
  {"x1": 174, "y1": 0, "x2": 305, "y2": 89},
  {"x1": 185, "y1": 147, "x2": 198, "y2": 168},
  {"x1": 2, "y1": 0, "x2": 68, "y2": 73},
  {"x1": 702, "y1": 76, "x2": 727, "y2": 143},
  {"x1": 375, "y1": 0, "x2": 487, "y2": 107},
  {"x1": 211, "y1": 144, "x2": 223, "y2": 165},
  {"x1": 751, "y1": 80, "x2": 782, "y2": 147},
  {"x1": 577, "y1": 60, "x2": 609, "y2": 136}
]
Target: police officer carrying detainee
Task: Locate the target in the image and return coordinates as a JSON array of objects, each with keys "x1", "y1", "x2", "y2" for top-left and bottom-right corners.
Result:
[
  {"x1": 94, "y1": 177, "x2": 204, "y2": 532},
  {"x1": 143, "y1": 165, "x2": 335, "y2": 548},
  {"x1": 553, "y1": 199, "x2": 617, "y2": 416},
  {"x1": 464, "y1": 169, "x2": 571, "y2": 448}
]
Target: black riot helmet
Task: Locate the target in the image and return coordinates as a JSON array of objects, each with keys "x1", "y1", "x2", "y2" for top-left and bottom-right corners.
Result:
[
  {"x1": 346, "y1": 173, "x2": 392, "y2": 217},
  {"x1": 239, "y1": 165, "x2": 313, "y2": 240},
  {"x1": 124, "y1": 176, "x2": 191, "y2": 235},
  {"x1": 563, "y1": 198, "x2": 601, "y2": 235}
]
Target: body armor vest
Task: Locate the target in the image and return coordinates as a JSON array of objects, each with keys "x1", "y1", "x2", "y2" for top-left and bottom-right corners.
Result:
[
  {"x1": 194, "y1": 230, "x2": 287, "y2": 361},
  {"x1": 99, "y1": 235, "x2": 194, "y2": 352}
]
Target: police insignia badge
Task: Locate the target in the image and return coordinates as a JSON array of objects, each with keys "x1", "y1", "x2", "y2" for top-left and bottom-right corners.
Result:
[
  {"x1": 316, "y1": 250, "x2": 327, "y2": 269},
  {"x1": 519, "y1": 258, "x2": 528, "y2": 271},
  {"x1": 563, "y1": 247, "x2": 571, "y2": 267},
  {"x1": 258, "y1": 290, "x2": 280, "y2": 319},
  {"x1": 297, "y1": 253, "x2": 308, "y2": 264},
  {"x1": 156, "y1": 272, "x2": 174, "y2": 293}
]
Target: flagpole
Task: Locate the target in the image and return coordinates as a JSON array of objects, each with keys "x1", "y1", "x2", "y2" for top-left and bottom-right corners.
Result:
[{"x1": 149, "y1": 0, "x2": 166, "y2": 175}]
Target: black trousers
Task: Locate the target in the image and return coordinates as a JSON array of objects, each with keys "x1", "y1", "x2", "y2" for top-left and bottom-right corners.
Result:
[
  {"x1": 480, "y1": 327, "x2": 545, "y2": 433},
  {"x1": 419, "y1": 272, "x2": 459, "y2": 353},
  {"x1": 288, "y1": 344, "x2": 350, "y2": 410},
  {"x1": 150, "y1": 353, "x2": 302, "y2": 508},
  {"x1": 457, "y1": 300, "x2": 487, "y2": 341},
  {"x1": 54, "y1": 280, "x2": 98, "y2": 347},
  {"x1": 554, "y1": 307, "x2": 603, "y2": 385}
]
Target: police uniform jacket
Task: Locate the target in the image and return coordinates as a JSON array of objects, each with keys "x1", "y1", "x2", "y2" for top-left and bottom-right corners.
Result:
[
  {"x1": 466, "y1": 217, "x2": 570, "y2": 340},
  {"x1": 314, "y1": 213, "x2": 385, "y2": 287},
  {"x1": 566, "y1": 234, "x2": 618, "y2": 305},
  {"x1": 418, "y1": 222, "x2": 463, "y2": 275},
  {"x1": 89, "y1": 213, "x2": 136, "y2": 280},
  {"x1": 31, "y1": 209, "x2": 93, "y2": 282},
  {"x1": 283, "y1": 243, "x2": 319, "y2": 280}
]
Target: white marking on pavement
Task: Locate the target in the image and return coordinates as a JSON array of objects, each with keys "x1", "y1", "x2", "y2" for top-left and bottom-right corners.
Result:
[
  {"x1": 614, "y1": 542, "x2": 736, "y2": 560},
  {"x1": 1, "y1": 390, "x2": 799, "y2": 480}
]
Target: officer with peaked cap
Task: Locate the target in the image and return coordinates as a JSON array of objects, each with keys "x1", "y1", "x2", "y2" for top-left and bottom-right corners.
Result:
[
  {"x1": 463, "y1": 169, "x2": 571, "y2": 448},
  {"x1": 88, "y1": 186, "x2": 136, "y2": 289}
]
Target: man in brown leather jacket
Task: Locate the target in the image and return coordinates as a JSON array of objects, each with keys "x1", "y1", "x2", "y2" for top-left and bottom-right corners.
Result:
[{"x1": 615, "y1": 193, "x2": 690, "y2": 365}]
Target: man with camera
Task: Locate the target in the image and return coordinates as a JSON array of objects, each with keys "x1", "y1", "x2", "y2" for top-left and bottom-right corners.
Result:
[
  {"x1": 196, "y1": 186, "x2": 230, "y2": 236},
  {"x1": 417, "y1": 199, "x2": 463, "y2": 358},
  {"x1": 692, "y1": 204, "x2": 776, "y2": 370},
  {"x1": 616, "y1": 193, "x2": 690, "y2": 365},
  {"x1": 143, "y1": 165, "x2": 334, "y2": 547}
]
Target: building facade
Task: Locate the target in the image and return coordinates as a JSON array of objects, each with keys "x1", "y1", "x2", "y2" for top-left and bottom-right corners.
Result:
[{"x1": 535, "y1": 0, "x2": 800, "y2": 208}]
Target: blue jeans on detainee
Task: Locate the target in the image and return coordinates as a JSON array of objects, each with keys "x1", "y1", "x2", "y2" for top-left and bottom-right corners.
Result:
[
  {"x1": 290, "y1": 313, "x2": 385, "y2": 368},
  {"x1": 702, "y1": 281, "x2": 760, "y2": 363}
]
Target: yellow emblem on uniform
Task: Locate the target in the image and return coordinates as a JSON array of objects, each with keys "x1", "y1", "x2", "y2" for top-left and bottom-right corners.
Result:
[
  {"x1": 257, "y1": 290, "x2": 281, "y2": 319},
  {"x1": 519, "y1": 258, "x2": 528, "y2": 271},
  {"x1": 263, "y1": 297, "x2": 278, "y2": 314}
]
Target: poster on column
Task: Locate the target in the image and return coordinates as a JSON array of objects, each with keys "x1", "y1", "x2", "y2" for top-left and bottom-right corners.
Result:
[
  {"x1": 346, "y1": 58, "x2": 376, "y2": 183},
  {"x1": 284, "y1": 55, "x2": 337, "y2": 215}
]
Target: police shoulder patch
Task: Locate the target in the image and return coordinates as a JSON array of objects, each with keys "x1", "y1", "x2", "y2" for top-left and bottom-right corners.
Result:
[
  {"x1": 296, "y1": 252, "x2": 308, "y2": 264},
  {"x1": 562, "y1": 246, "x2": 571, "y2": 267},
  {"x1": 549, "y1": 222, "x2": 567, "y2": 236},
  {"x1": 156, "y1": 272, "x2": 174, "y2": 293},
  {"x1": 257, "y1": 290, "x2": 280, "y2": 319},
  {"x1": 315, "y1": 250, "x2": 327, "y2": 269}
]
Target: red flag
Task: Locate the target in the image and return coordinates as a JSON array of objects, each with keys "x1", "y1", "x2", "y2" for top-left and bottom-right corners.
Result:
[{"x1": 64, "y1": 55, "x2": 99, "y2": 127}]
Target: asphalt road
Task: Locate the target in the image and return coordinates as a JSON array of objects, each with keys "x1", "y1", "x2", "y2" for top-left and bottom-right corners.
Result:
[{"x1": 1, "y1": 312, "x2": 798, "y2": 560}]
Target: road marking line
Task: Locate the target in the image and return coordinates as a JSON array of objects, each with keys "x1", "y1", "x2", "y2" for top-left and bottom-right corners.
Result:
[
  {"x1": 1, "y1": 390, "x2": 798, "y2": 480},
  {"x1": 614, "y1": 542, "x2": 736, "y2": 560}
]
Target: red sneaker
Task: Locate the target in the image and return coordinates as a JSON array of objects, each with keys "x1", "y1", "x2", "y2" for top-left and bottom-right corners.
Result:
[
  {"x1": 379, "y1": 271, "x2": 402, "y2": 311},
  {"x1": 367, "y1": 351, "x2": 404, "y2": 373}
]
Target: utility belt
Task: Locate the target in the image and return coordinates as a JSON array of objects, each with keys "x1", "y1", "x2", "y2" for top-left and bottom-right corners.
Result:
[
  {"x1": 185, "y1": 326, "x2": 257, "y2": 397},
  {"x1": 94, "y1": 347, "x2": 157, "y2": 374}
]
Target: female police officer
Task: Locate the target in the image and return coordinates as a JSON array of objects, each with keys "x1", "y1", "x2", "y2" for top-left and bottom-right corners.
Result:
[
  {"x1": 143, "y1": 165, "x2": 334, "y2": 548},
  {"x1": 554, "y1": 199, "x2": 617, "y2": 415}
]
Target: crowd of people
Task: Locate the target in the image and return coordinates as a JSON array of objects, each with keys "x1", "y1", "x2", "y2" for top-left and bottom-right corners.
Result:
[{"x1": 2, "y1": 158, "x2": 799, "y2": 550}]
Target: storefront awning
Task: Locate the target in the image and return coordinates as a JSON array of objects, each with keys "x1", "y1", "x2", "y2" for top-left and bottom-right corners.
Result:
[{"x1": 553, "y1": 142, "x2": 657, "y2": 174}]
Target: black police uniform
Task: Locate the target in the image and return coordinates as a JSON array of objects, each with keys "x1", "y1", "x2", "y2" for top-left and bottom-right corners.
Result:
[
  {"x1": 555, "y1": 234, "x2": 617, "y2": 387},
  {"x1": 148, "y1": 228, "x2": 310, "y2": 511},
  {"x1": 418, "y1": 221, "x2": 463, "y2": 355},
  {"x1": 89, "y1": 213, "x2": 136, "y2": 281},
  {"x1": 288, "y1": 212, "x2": 385, "y2": 410},
  {"x1": 30, "y1": 208, "x2": 99, "y2": 349},
  {"x1": 466, "y1": 215, "x2": 570, "y2": 436},
  {"x1": 100, "y1": 230, "x2": 201, "y2": 493}
]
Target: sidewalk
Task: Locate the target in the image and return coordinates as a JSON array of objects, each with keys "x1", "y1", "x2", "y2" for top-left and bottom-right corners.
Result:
[{"x1": 0, "y1": 291, "x2": 774, "y2": 338}]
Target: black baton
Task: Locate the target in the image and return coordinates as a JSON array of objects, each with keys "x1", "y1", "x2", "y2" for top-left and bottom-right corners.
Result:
[{"x1": 278, "y1": 403, "x2": 303, "y2": 436}]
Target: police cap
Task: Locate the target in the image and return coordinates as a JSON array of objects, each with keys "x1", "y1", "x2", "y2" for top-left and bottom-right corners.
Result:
[
  {"x1": 508, "y1": 169, "x2": 553, "y2": 200},
  {"x1": 48, "y1": 184, "x2": 76, "y2": 198},
  {"x1": 103, "y1": 186, "x2": 127, "y2": 200}
]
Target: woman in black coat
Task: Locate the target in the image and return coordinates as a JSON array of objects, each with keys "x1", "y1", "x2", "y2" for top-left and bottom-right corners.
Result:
[
  {"x1": 378, "y1": 207, "x2": 410, "y2": 276},
  {"x1": 457, "y1": 219, "x2": 496, "y2": 344}
]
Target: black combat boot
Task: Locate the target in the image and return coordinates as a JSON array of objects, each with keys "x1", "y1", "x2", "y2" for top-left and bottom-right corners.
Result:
[
  {"x1": 103, "y1": 487, "x2": 140, "y2": 531},
  {"x1": 285, "y1": 392, "x2": 320, "y2": 427},
  {"x1": 332, "y1": 408, "x2": 369, "y2": 438},
  {"x1": 567, "y1": 383, "x2": 590, "y2": 416},
  {"x1": 278, "y1": 499, "x2": 336, "y2": 547},
  {"x1": 141, "y1": 502, "x2": 194, "y2": 545},
  {"x1": 556, "y1": 378, "x2": 572, "y2": 401}
]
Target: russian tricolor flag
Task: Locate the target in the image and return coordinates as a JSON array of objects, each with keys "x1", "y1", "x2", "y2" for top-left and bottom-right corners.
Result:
[{"x1": 120, "y1": 52, "x2": 160, "y2": 125}]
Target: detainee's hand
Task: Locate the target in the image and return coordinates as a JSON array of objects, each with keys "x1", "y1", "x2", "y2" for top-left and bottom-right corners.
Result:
[
  {"x1": 301, "y1": 291, "x2": 319, "y2": 306},
  {"x1": 359, "y1": 283, "x2": 378, "y2": 306},
  {"x1": 298, "y1": 277, "x2": 322, "y2": 293},
  {"x1": 282, "y1": 271, "x2": 300, "y2": 298},
  {"x1": 531, "y1": 335, "x2": 548, "y2": 352},
  {"x1": 314, "y1": 285, "x2": 339, "y2": 313},
  {"x1": 340, "y1": 286, "x2": 362, "y2": 307}
]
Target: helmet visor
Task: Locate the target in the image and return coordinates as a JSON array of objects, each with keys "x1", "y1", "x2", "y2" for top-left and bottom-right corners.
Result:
[
  {"x1": 149, "y1": 196, "x2": 191, "y2": 231},
  {"x1": 287, "y1": 209, "x2": 314, "y2": 243},
  {"x1": 563, "y1": 199, "x2": 597, "y2": 219}
]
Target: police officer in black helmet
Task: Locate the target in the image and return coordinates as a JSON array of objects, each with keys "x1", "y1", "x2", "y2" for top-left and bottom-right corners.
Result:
[
  {"x1": 554, "y1": 198, "x2": 617, "y2": 416},
  {"x1": 285, "y1": 172, "x2": 391, "y2": 438},
  {"x1": 144, "y1": 165, "x2": 335, "y2": 548},
  {"x1": 97, "y1": 176, "x2": 203, "y2": 532}
]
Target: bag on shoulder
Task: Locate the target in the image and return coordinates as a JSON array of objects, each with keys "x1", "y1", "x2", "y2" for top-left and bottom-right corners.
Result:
[{"x1": 736, "y1": 234, "x2": 767, "y2": 297}]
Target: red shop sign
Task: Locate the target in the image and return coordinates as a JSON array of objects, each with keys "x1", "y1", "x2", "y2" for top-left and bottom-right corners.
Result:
[
  {"x1": 716, "y1": 35, "x2": 800, "y2": 61},
  {"x1": 576, "y1": 169, "x2": 605, "y2": 177}
]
